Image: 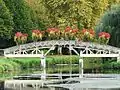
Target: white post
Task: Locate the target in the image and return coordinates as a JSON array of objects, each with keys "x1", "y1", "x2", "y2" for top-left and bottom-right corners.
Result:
[
  {"x1": 40, "y1": 51, "x2": 46, "y2": 80},
  {"x1": 69, "y1": 46, "x2": 72, "y2": 78},
  {"x1": 58, "y1": 46, "x2": 62, "y2": 55},
  {"x1": 41, "y1": 56, "x2": 46, "y2": 68},
  {"x1": 117, "y1": 57, "x2": 120, "y2": 62},
  {"x1": 79, "y1": 57, "x2": 83, "y2": 78},
  {"x1": 79, "y1": 51, "x2": 83, "y2": 78},
  {"x1": 117, "y1": 51, "x2": 120, "y2": 62},
  {"x1": 41, "y1": 51, "x2": 46, "y2": 68},
  {"x1": 50, "y1": 87, "x2": 55, "y2": 90}
]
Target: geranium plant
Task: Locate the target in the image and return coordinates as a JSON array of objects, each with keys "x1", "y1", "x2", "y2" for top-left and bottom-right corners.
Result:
[
  {"x1": 14, "y1": 32, "x2": 28, "y2": 45},
  {"x1": 64, "y1": 26, "x2": 72, "y2": 40},
  {"x1": 14, "y1": 32, "x2": 28, "y2": 53},
  {"x1": 98, "y1": 32, "x2": 110, "y2": 44},
  {"x1": 46, "y1": 28, "x2": 60, "y2": 40},
  {"x1": 71, "y1": 28, "x2": 78, "y2": 40},
  {"x1": 32, "y1": 29, "x2": 42, "y2": 41},
  {"x1": 81, "y1": 29, "x2": 95, "y2": 42},
  {"x1": 64, "y1": 26, "x2": 78, "y2": 40}
]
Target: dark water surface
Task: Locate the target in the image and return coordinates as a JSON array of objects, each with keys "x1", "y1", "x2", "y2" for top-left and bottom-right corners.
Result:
[{"x1": 2, "y1": 64, "x2": 120, "y2": 90}]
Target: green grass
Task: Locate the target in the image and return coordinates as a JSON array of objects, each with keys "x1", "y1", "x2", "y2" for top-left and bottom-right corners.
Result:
[{"x1": 0, "y1": 56, "x2": 117, "y2": 75}]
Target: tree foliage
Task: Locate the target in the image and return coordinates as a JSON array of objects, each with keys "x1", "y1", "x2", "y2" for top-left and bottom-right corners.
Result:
[
  {"x1": 25, "y1": 0, "x2": 120, "y2": 29},
  {"x1": 0, "y1": 0, "x2": 14, "y2": 39},
  {"x1": 25, "y1": 0, "x2": 46, "y2": 30},
  {"x1": 96, "y1": 4, "x2": 120, "y2": 47},
  {"x1": 39, "y1": 0, "x2": 109, "y2": 29},
  {"x1": 3, "y1": 0, "x2": 34, "y2": 34}
]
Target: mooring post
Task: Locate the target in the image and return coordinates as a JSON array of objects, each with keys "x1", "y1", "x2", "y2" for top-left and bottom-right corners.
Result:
[{"x1": 79, "y1": 51, "x2": 83, "y2": 78}]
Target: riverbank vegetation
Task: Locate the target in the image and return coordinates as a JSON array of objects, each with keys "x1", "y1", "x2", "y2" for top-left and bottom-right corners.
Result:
[{"x1": 0, "y1": 56, "x2": 118, "y2": 74}]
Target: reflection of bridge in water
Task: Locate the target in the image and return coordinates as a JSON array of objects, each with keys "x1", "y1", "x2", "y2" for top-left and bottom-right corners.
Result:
[
  {"x1": 5, "y1": 74, "x2": 120, "y2": 90},
  {"x1": 3, "y1": 40, "x2": 120, "y2": 90}
]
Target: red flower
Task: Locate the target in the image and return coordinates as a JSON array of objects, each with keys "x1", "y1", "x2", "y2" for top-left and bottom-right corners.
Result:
[
  {"x1": 32, "y1": 29, "x2": 43, "y2": 41},
  {"x1": 32, "y1": 30, "x2": 41, "y2": 35},
  {"x1": 98, "y1": 32, "x2": 110, "y2": 39},
  {"x1": 15, "y1": 32, "x2": 22, "y2": 37},
  {"x1": 89, "y1": 29, "x2": 95, "y2": 36},
  {"x1": 41, "y1": 31, "x2": 45, "y2": 34},
  {"x1": 23, "y1": 33, "x2": 28, "y2": 37},
  {"x1": 46, "y1": 28, "x2": 59, "y2": 33},
  {"x1": 14, "y1": 32, "x2": 28, "y2": 44},
  {"x1": 105, "y1": 33, "x2": 110, "y2": 39},
  {"x1": 54, "y1": 28, "x2": 59, "y2": 33},
  {"x1": 98, "y1": 32, "x2": 105, "y2": 37},
  {"x1": 81, "y1": 29, "x2": 88, "y2": 34},
  {"x1": 71, "y1": 29, "x2": 78, "y2": 33},
  {"x1": 64, "y1": 26, "x2": 72, "y2": 32}
]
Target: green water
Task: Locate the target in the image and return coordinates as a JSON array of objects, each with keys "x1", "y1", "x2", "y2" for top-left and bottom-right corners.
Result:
[{"x1": 1, "y1": 64, "x2": 120, "y2": 80}]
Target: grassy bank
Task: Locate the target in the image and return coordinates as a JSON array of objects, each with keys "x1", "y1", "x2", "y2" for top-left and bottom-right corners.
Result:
[{"x1": 0, "y1": 56, "x2": 118, "y2": 74}]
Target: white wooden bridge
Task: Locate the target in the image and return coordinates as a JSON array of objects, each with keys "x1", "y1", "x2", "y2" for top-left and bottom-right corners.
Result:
[
  {"x1": 3, "y1": 40, "x2": 120, "y2": 78},
  {"x1": 3, "y1": 40, "x2": 120, "y2": 58},
  {"x1": 3, "y1": 40, "x2": 120, "y2": 90}
]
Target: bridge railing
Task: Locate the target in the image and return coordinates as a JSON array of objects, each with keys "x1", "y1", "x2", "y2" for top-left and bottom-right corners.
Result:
[{"x1": 3, "y1": 40, "x2": 120, "y2": 56}]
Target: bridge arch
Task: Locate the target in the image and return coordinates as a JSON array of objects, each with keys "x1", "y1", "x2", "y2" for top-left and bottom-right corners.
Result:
[
  {"x1": 3, "y1": 40, "x2": 120, "y2": 79},
  {"x1": 3, "y1": 40, "x2": 120, "y2": 59}
]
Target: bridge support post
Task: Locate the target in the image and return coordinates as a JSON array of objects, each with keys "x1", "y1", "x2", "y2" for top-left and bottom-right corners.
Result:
[
  {"x1": 58, "y1": 46, "x2": 62, "y2": 55},
  {"x1": 79, "y1": 57, "x2": 83, "y2": 78},
  {"x1": 117, "y1": 57, "x2": 120, "y2": 62},
  {"x1": 41, "y1": 55, "x2": 46, "y2": 68},
  {"x1": 41, "y1": 52, "x2": 46, "y2": 80},
  {"x1": 117, "y1": 51, "x2": 120, "y2": 62}
]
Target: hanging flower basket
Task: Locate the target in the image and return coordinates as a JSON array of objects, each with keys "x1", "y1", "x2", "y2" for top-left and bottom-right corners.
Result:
[
  {"x1": 46, "y1": 28, "x2": 60, "y2": 40},
  {"x1": 64, "y1": 26, "x2": 78, "y2": 40},
  {"x1": 98, "y1": 32, "x2": 110, "y2": 44},
  {"x1": 14, "y1": 32, "x2": 28, "y2": 53},
  {"x1": 14, "y1": 32, "x2": 28, "y2": 45},
  {"x1": 81, "y1": 29, "x2": 95, "y2": 42},
  {"x1": 32, "y1": 29, "x2": 42, "y2": 42}
]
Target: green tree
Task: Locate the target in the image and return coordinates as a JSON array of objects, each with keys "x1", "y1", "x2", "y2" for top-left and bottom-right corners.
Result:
[
  {"x1": 3, "y1": 0, "x2": 33, "y2": 35},
  {"x1": 25, "y1": 0, "x2": 46, "y2": 30},
  {"x1": 108, "y1": 0, "x2": 120, "y2": 8},
  {"x1": 96, "y1": 4, "x2": 120, "y2": 47},
  {"x1": 0, "y1": 0, "x2": 14, "y2": 48},
  {"x1": 0, "y1": 0, "x2": 14, "y2": 39},
  {"x1": 41, "y1": 0, "x2": 109, "y2": 29},
  {"x1": 25, "y1": 0, "x2": 120, "y2": 29}
]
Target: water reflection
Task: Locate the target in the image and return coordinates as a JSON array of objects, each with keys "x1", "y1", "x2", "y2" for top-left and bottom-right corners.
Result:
[
  {"x1": 5, "y1": 87, "x2": 68, "y2": 90},
  {"x1": 2, "y1": 64, "x2": 120, "y2": 90},
  {"x1": 1, "y1": 64, "x2": 120, "y2": 80},
  {"x1": 4, "y1": 87, "x2": 120, "y2": 90}
]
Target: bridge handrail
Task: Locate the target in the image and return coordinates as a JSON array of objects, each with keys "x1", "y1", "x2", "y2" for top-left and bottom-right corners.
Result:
[{"x1": 3, "y1": 40, "x2": 120, "y2": 54}]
